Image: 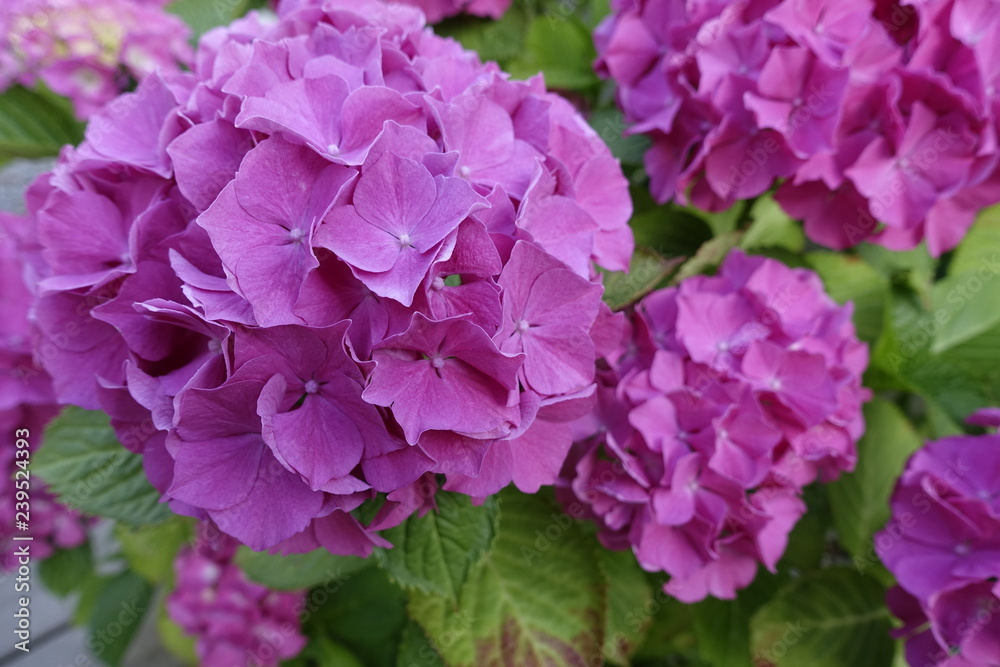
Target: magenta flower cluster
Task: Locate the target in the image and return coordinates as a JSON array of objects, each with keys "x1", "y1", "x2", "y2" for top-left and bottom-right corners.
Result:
[
  {"x1": 877, "y1": 409, "x2": 1000, "y2": 667},
  {"x1": 27, "y1": 0, "x2": 632, "y2": 555},
  {"x1": 595, "y1": 0, "x2": 1000, "y2": 255},
  {"x1": 280, "y1": 0, "x2": 512, "y2": 24},
  {"x1": 559, "y1": 250, "x2": 869, "y2": 602},
  {"x1": 0, "y1": 0, "x2": 192, "y2": 118},
  {"x1": 167, "y1": 523, "x2": 307, "y2": 667},
  {"x1": 1, "y1": 212, "x2": 87, "y2": 571}
]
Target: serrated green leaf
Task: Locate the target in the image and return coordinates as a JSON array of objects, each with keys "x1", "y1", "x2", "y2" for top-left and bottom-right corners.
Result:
[
  {"x1": 0, "y1": 85, "x2": 84, "y2": 160},
  {"x1": 396, "y1": 620, "x2": 446, "y2": 667},
  {"x1": 376, "y1": 491, "x2": 499, "y2": 601},
  {"x1": 38, "y1": 543, "x2": 93, "y2": 597},
  {"x1": 749, "y1": 569, "x2": 892, "y2": 667},
  {"x1": 827, "y1": 400, "x2": 922, "y2": 562},
  {"x1": 117, "y1": 518, "x2": 193, "y2": 584},
  {"x1": 34, "y1": 407, "x2": 173, "y2": 525},
  {"x1": 87, "y1": 571, "x2": 154, "y2": 667},
  {"x1": 600, "y1": 550, "x2": 652, "y2": 666},
  {"x1": 408, "y1": 488, "x2": 606, "y2": 667},
  {"x1": 236, "y1": 546, "x2": 370, "y2": 591}
]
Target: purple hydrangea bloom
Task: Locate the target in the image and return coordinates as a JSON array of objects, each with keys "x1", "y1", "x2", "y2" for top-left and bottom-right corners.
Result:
[
  {"x1": 0, "y1": 212, "x2": 88, "y2": 571},
  {"x1": 27, "y1": 0, "x2": 633, "y2": 556},
  {"x1": 595, "y1": 0, "x2": 1000, "y2": 256},
  {"x1": 877, "y1": 410, "x2": 1000, "y2": 666},
  {"x1": 558, "y1": 250, "x2": 870, "y2": 602},
  {"x1": 167, "y1": 523, "x2": 307, "y2": 667},
  {"x1": 278, "y1": 0, "x2": 513, "y2": 24},
  {"x1": 0, "y1": 0, "x2": 192, "y2": 119}
]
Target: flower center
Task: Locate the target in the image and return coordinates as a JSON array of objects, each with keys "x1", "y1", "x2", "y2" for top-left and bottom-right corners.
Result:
[
  {"x1": 289, "y1": 227, "x2": 306, "y2": 244},
  {"x1": 398, "y1": 233, "x2": 413, "y2": 248},
  {"x1": 431, "y1": 276, "x2": 445, "y2": 291},
  {"x1": 430, "y1": 356, "x2": 446, "y2": 370},
  {"x1": 516, "y1": 319, "x2": 531, "y2": 332},
  {"x1": 304, "y1": 379, "x2": 320, "y2": 394}
]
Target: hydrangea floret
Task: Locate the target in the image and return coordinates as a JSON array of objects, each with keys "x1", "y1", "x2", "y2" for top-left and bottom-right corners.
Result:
[
  {"x1": 877, "y1": 408, "x2": 1000, "y2": 667},
  {"x1": 559, "y1": 249, "x2": 869, "y2": 602},
  {"x1": 27, "y1": 0, "x2": 633, "y2": 555},
  {"x1": 595, "y1": 0, "x2": 1000, "y2": 255}
]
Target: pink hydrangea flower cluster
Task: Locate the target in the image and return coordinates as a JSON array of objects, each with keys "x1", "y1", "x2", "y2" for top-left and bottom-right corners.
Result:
[
  {"x1": 595, "y1": 0, "x2": 1000, "y2": 255},
  {"x1": 1, "y1": 212, "x2": 87, "y2": 571},
  {"x1": 877, "y1": 408, "x2": 1000, "y2": 667},
  {"x1": 27, "y1": 0, "x2": 632, "y2": 555},
  {"x1": 0, "y1": 0, "x2": 192, "y2": 118},
  {"x1": 559, "y1": 250, "x2": 869, "y2": 602},
  {"x1": 167, "y1": 523, "x2": 307, "y2": 667},
  {"x1": 280, "y1": 0, "x2": 512, "y2": 24}
]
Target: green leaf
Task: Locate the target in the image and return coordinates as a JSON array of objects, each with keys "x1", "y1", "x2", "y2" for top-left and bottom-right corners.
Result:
[
  {"x1": 375, "y1": 491, "x2": 499, "y2": 601},
  {"x1": 236, "y1": 547, "x2": 370, "y2": 591},
  {"x1": 166, "y1": 0, "x2": 260, "y2": 38},
  {"x1": 673, "y1": 231, "x2": 742, "y2": 283},
  {"x1": 871, "y1": 286, "x2": 992, "y2": 422},
  {"x1": 86, "y1": 571, "x2": 154, "y2": 667},
  {"x1": 693, "y1": 597, "x2": 753, "y2": 667},
  {"x1": 300, "y1": 636, "x2": 366, "y2": 667},
  {"x1": 931, "y1": 207, "x2": 1000, "y2": 353},
  {"x1": 827, "y1": 400, "x2": 922, "y2": 563},
  {"x1": 34, "y1": 407, "x2": 173, "y2": 525},
  {"x1": 408, "y1": 488, "x2": 606, "y2": 667},
  {"x1": 436, "y1": 1, "x2": 533, "y2": 66},
  {"x1": 396, "y1": 620, "x2": 446, "y2": 667},
  {"x1": 507, "y1": 16, "x2": 598, "y2": 91},
  {"x1": 305, "y1": 566, "x2": 409, "y2": 667},
  {"x1": 749, "y1": 569, "x2": 892, "y2": 667},
  {"x1": 691, "y1": 570, "x2": 786, "y2": 667},
  {"x1": 629, "y1": 192, "x2": 714, "y2": 257},
  {"x1": 38, "y1": 543, "x2": 94, "y2": 597},
  {"x1": 0, "y1": 85, "x2": 84, "y2": 160},
  {"x1": 600, "y1": 247, "x2": 683, "y2": 310},
  {"x1": 117, "y1": 518, "x2": 193, "y2": 584},
  {"x1": 600, "y1": 550, "x2": 652, "y2": 666},
  {"x1": 928, "y1": 271, "x2": 1000, "y2": 353},
  {"x1": 740, "y1": 196, "x2": 805, "y2": 253},
  {"x1": 806, "y1": 252, "x2": 887, "y2": 344},
  {"x1": 157, "y1": 602, "x2": 198, "y2": 665},
  {"x1": 588, "y1": 109, "x2": 651, "y2": 167}
]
